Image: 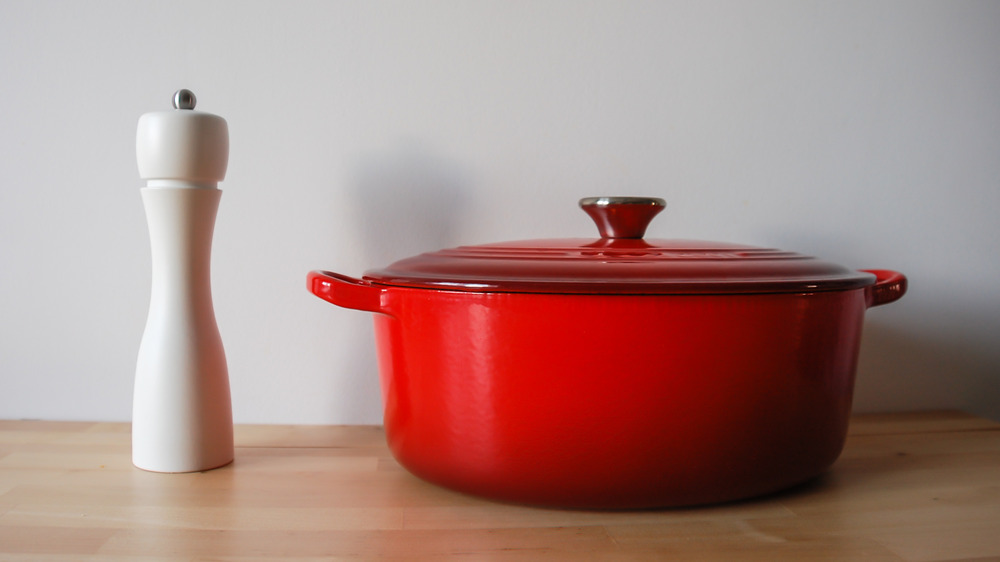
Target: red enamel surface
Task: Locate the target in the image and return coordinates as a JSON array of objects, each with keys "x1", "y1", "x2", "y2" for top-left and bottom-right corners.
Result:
[
  {"x1": 361, "y1": 198, "x2": 880, "y2": 294},
  {"x1": 306, "y1": 198, "x2": 907, "y2": 508},
  {"x1": 364, "y1": 238, "x2": 877, "y2": 294},
  {"x1": 863, "y1": 269, "x2": 908, "y2": 308},
  {"x1": 367, "y1": 286, "x2": 866, "y2": 508}
]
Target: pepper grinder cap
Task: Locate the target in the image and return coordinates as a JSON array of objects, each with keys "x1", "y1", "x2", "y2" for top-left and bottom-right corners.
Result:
[{"x1": 136, "y1": 89, "x2": 229, "y2": 187}]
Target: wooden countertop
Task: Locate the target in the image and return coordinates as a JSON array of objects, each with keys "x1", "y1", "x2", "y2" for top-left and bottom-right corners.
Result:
[{"x1": 1, "y1": 411, "x2": 998, "y2": 560}]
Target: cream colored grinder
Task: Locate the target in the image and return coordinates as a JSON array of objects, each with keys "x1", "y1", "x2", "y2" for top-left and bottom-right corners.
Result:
[{"x1": 133, "y1": 89, "x2": 233, "y2": 473}]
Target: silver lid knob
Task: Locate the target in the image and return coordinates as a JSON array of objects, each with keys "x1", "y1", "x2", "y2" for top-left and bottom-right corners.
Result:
[
  {"x1": 579, "y1": 197, "x2": 666, "y2": 239},
  {"x1": 172, "y1": 89, "x2": 197, "y2": 110}
]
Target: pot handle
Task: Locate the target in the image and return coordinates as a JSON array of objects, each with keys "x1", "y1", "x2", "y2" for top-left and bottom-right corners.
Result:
[
  {"x1": 861, "y1": 269, "x2": 907, "y2": 308},
  {"x1": 307, "y1": 271, "x2": 392, "y2": 316}
]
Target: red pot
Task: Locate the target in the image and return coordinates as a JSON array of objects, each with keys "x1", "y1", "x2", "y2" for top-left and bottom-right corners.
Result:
[{"x1": 308, "y1": 197, "x2": 906, "y2": 508}]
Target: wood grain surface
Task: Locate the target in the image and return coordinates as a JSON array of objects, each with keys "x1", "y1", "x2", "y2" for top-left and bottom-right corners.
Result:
[{"x1": 1, "y1": 411, "x2": 998, "y2": 560}]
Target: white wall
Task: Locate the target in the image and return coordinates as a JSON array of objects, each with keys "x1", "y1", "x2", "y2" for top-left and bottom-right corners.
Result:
[{"x1": 2, "y1": 1, "x2": 998, "y2": 424}]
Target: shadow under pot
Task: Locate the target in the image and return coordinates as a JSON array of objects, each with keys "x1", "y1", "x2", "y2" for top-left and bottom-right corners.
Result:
[{"x1": 308, "y1": 197, "x2": 906, "y2": 509}]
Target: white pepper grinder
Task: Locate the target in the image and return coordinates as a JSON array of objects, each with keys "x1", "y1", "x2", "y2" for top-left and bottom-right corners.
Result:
[{"x1": 133, "y1": 89, "x2": 234, "y2": 473}]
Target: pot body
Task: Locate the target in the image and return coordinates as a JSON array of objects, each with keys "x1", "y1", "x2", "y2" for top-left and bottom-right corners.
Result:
[{"x1": 368, "y1": 286, "x2": 867, "y2": 509}]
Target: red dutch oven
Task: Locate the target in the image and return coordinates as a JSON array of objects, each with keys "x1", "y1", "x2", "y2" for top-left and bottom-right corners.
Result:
[{"x1": 308, "y1": 197, "x2": 906, "y2": 509}]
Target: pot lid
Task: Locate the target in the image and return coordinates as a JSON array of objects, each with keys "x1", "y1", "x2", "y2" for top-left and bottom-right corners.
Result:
[{"x1": 363, "y1": 197, "x2": 876, "y2": 294}]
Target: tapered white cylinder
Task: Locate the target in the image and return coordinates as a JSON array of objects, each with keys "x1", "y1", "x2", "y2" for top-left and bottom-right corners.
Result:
[
  {"x1": 133, "y1": 187, "x2": 233, "y2": 472},
  {"x1": 133, "y1": 90, "x2": 233, "y2": 473}
]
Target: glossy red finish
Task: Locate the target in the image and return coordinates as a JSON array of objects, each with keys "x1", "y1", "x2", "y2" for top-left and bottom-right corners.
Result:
[
  {"x1": 308, "y1": 268, "x2": 905, "y2": 508},
  {"x1": 307, "y1": 198, "x2": 908, "y2": 508},
  {"x1": 363, "y1": 197, "x2": 877, "y2": 295},
  {"x1": 365, "y1": 238, "x2": 878, "y2": 295},
  {"x1": 309, "y1": 270, "x2": 387, "y2": 314},
  {"x1": 863, "y1": 269, "x2": 908, "y2": 308}
]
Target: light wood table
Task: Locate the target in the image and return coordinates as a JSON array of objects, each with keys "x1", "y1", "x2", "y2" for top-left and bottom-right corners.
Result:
[{"x1": 1, "y1": 411, "x2": 998, "y2": 560}]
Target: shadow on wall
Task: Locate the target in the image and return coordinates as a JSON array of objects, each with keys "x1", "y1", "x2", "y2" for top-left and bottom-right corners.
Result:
[
  {"x1": 854, "y1": 319, "x2": 1000, "y2": 421},
  {"x1": 349, "y1": 141, "x2": 472, "y2": 266},
  {"x1": 325, "y1": 142, "x2": 473, "y2": 422},
  {"x1": 756, "y1": 230, "x2": 1000, "y2": 422}
]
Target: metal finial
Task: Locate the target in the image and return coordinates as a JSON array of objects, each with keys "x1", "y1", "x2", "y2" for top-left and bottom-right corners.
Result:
[{"x1": 172, "y1": 89, "x2": 197, "y2": 110}]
